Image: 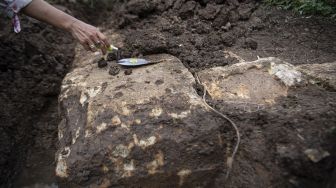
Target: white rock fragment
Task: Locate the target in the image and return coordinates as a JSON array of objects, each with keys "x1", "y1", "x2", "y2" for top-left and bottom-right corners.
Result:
[
  {"x1": 304, "y1": 148, "x2": 330, "y2": 163},
  {"x1": 72, "y1": 127, "x2": 81, "y2": 144},
  {"x1": 87, "y1": 87, "x2": 101, "y2": 98},
  {"x1": 96, "y1": 122, "x2": 108, "y2": 133},
  {"x1": 169, "y1": 110, "x2": 191, "y2": 119},
  {"x1": 121, "y1": 103, "x2": 131, "y2": 116},
  {"x1": 80, "y1": 86, "x2": 102, "y2": 106},
  {"x1": 122, "y1": 160, "x2": 135, "y2": 178},
  {"x1": 133, "y1": 134, "x2": 157, "y2": 149},
  {"x1": 147, "y1": 151, "x2": 164, "y2": 175},
  {"x1": 178, "y1": 169, "x2": 192, "y2": 186},
  {"x1": 150, "y1": 107, "x2": 163, "y2": 117},
  {"x1": 58, "y1": 130, "x2": 64, "y2": 140},
  {"x1": 124, "y1": 160, "x2": 135, "y2": 171},
  {"x1": 112, "y1": 116, "x2": 122, "y2": 126},
  {"x1": 56, "y1": 147, "x2": 71, "y2": 178},
  {"x1": 139, "y1": 136, "x2": 157, "y2": 149},
  {"x1": 112, "y1": 144, "x2": 130, "y2": 158},
  {"x1": 269, "y1": 62, "x2": 302, "y2": 87},
  {"x1": 84, "y1": 129, "x2": 93, "y2": 138},
  {"x1": 80, "y1": 93, "x2": 88, "y2": 106},
  {"x1": 56, "y1": 159, "x2": 68, "y2": 178},
  {"x1": 134, "y1": 119, "x2": 142, "y2": 125}
]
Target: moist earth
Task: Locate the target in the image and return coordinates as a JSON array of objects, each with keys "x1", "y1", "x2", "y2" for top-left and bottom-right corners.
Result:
[
  {"x1": 0, "y1": 11, "x2": 76, "y2": 187},
  {"x1": 0, "y1": 0, "x2": 335, "y2": 187},
  {"x1": 99, "y1": 0, "x2": 336, "y2": 71}
]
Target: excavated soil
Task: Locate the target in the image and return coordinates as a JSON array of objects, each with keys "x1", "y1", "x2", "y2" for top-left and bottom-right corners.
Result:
[
  {"x1": 100, "y1": 0, "x2": 336, "y2": 70},
  {"x1": 0, "y1": 10, "x2": 76, "y2": 187},
  {"x1": 0, "y1": 0, "x2": 335, "y2": 187},
  {"x1": 206, "y1": 85, "x2": 336, "y2": 187}
]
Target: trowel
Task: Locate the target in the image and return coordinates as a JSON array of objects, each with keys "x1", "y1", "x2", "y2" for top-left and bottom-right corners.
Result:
[
  {"x1": 107, "y1": 45, "x2": 163, "y2": 67},
  {"x1": 117, "y1": 58, "x2": 164, "y2": 66}
]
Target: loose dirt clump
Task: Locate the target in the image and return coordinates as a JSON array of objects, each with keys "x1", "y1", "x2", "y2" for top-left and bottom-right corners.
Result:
[
  {"x1": 97, "y1": 58, "x2": 108, "y2": 68},
  {"x1": 124, "y1": 68, "x2": 133, "y2": 75},
  {"x1": 109, "y1": 64, "x2": 121, "y2": 76}
]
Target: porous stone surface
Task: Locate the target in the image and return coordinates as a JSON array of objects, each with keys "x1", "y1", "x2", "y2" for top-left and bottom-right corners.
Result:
[
  {"x1": 56, "y1": 54, "x2": 227, "y2": 187},
  {"x1": 198, "y1": 57, "x2": 303, "y2": 106},
  {"x1": 57, "y1": 54, "x2": 336, "y2": 187},
  {"x1": 298, "y1": 62, "x2": 336, "y2": 90}
]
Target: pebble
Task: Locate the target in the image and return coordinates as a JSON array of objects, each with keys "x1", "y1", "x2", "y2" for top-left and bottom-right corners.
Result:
[{"x1": 304, "y1": 148, "x2": 330, "y2": 163}]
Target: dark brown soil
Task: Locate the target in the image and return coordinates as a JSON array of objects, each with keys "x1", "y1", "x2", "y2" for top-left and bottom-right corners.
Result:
[
  {"x1": 0, "y1": 10, "x2": 75, "y2": 187},
  {"x1": 230, "y1": 6, "x2": 336, "y2": 65},
  {"x1": 13, "y1": 100, "x2": 60, "y2": 188},
  {"x1": 100, "y1": 0, "x2": 336, "y2": 69},
  {"x1": 97, "y1": 58, "x2": 108, "y2": 68},
  {"x1": 209, "y1": 85, "x2": 336, "y2": 187},
  {"x1": 1, "y1": 0, "x2": 335, "y2": 187}
]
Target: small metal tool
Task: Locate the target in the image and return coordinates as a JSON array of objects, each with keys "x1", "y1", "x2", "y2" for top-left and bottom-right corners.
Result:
[
  {"x1": 107, "y1": 45, "x2": 167, "y2": 67},
  {"x1": 117, "y1": 58, "x2": 167, "y2": 66}
]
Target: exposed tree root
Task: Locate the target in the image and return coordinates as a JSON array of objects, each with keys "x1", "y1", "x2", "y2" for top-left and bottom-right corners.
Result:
[{"x1": 195, "y1": 74, "x2": 241, "y2": 180}]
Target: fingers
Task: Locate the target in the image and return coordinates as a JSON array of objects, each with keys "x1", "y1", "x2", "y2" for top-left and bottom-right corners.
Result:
[
  {"x1": 87, "y1": 31, "x2": 109, "y2": 54},
  {"x1": 80, "y1": 32, "x2": 97, "y2": 52},
  {"x1": 76, "y1": 26, "x2": 110, "y2": 54},
  {"x1": 97, "y1": 31, "x2": 110, "y2": 54},
  {"x1": 84, "y1": 39, "x2": 97, "y2": 52},
  {"x1": 89, "y1": 33, "x2": 101, "y2": 47},
  {"x1": 97, "y1": 31, "x2": 110, "y2": 47},
  {"x1": 81, "y1": 40, "x2": 91, "y2": 51}
]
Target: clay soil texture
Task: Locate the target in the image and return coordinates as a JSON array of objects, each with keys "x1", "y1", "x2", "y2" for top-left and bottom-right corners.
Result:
[
  {"x1": 0, "y1": 13, "x2": 76, "y2": 187},
  {"x1": 0, "y1": 0, "x2": 336, "y2": 187},
  {"x1": 101, "y1": 1, "x2": 336, "y2": 186}
]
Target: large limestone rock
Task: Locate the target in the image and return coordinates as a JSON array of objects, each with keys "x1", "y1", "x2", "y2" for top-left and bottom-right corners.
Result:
[
  {"x1": 57, "y1": 53, "x2": 335, "y2": 187},
  {"x1": 56, "y1": 54, "x2": 226, "y2": 187},
  {"x1": 198, "y1": 57, "x2": 303, "y2": 107}
]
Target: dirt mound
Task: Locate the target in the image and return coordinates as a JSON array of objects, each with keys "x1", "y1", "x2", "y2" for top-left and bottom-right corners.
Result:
[
  {"x1": 97, "y1": 0, "x2": 336, "y2": 70},
  {"x1": 97, "y1": 0, "x2": 258, "y2": 71}
]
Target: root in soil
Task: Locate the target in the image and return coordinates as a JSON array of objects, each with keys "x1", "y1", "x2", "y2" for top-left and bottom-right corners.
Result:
[{"x1": 195, "y1": 74, "x2": 241, "y2": 181}]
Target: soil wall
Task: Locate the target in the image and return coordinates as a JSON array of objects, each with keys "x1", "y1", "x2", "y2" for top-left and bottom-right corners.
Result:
[{"x1": 0, "y1": 16, "x2": 75, "y2": 186}]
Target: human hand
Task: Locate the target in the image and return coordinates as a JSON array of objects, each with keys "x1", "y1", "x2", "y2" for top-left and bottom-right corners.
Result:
[{"x1": 68, "y1": 20, "x2": 110, "y2": 54}]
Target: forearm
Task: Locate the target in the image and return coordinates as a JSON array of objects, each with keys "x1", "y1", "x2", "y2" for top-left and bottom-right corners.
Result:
[
  {"x1": 20, "y1": 0, "x2": 110, "y2": 54},
  {"x1": 22, "y1": 0, "x2": 77, "y2": 31}
]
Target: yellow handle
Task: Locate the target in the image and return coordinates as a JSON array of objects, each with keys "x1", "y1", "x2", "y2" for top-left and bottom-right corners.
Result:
[{"x1": 107, "y1": 45, "x2": 118, "y2": 52}]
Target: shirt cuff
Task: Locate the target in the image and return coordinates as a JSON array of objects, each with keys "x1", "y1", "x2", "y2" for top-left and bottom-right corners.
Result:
[{"x1": 6, "y1": 0, "x2": 33, "y2": 18}]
